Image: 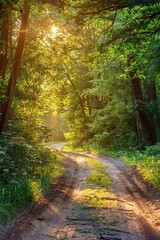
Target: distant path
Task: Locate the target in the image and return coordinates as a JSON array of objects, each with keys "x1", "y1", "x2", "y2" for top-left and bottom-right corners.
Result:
[
  {"x1": 51, "y1": 142, "x2": 66, "y2": 150},
  {"x1": 1, "y1": 151, "x2": 160, "y2": 240}
]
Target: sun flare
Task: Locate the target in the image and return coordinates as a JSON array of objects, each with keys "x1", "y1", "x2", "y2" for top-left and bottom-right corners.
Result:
[{"x1": 51, "y1": 26, "x2": 59, "y2": 37}]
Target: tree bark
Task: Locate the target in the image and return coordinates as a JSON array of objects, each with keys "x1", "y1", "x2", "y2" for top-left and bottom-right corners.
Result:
[
  {"x1": 0, "y1": 0, "x2": 30, "y2": 133},
  {"x1": 133, "y1": 114, "x2": 142, "y2": 146},
  {"x1": 145, "y1": 82, "x2": 160, "y2": 142},
  {"x1": 128, "y1": 56, "x2": 155, "y2": 146},
  {"x1": 0, "y1": 6, "x2": 10, "y2": 80}
]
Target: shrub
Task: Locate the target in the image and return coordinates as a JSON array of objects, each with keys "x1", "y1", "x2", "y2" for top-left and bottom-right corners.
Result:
[
  {"x1": 0, "y1": 141, "x2": 60, "y2": 182},
  {"x1": 0, "y1": 136, "x2": 64, "y2": 230}
]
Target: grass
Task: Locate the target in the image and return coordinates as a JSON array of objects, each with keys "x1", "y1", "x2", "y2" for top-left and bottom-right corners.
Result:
[
  {"x1": 0, "y1": 146, "x2": 65, "y2": 231},
  {"x1": 64, "y1": 150, "x2": 117, "y2": 209},
  {"x1": 66, "y1": 152, "x2": 119, "y2": 236},
  {"x1": 65, "y1": 142, "x2": 160, "y2": 190},
  {"x1": 118, "y1": 151, "x2": 160, "y2": 189},
  {"x1": 76, "y1": 154, "x2": 117, "y2": 210},
  {"x1": 62, "y1": 144, "x2": 86, "y2": 152},
  {"x1": 82, "y1": 143, "x2": 160, "y2": 190},
  {"x1": 80, "y1": 188, "x2": 117, "y2": 209},
  {"x1": 86, "y1": 157, "x2": 111, "y2": 188}
]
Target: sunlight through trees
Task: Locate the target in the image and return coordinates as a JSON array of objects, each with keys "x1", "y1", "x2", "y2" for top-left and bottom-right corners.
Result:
[{"x1": 0, "y1": 0, "x2": 160, "y2": 230}]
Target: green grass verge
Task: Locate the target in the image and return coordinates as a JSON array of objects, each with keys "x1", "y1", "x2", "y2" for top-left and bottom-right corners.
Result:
[
  {"x1": 82, "y1": 144, "x2": 160, "y2": 190},
  {"x1": 0, "y1": 146, "x2": 65, "y2": 231},
  {"x1": 117, "y1": 151, "x2": 160, "y2": 189},
  {"x1": 64, "y1": 143, "x2": 160, "y2": 190}
]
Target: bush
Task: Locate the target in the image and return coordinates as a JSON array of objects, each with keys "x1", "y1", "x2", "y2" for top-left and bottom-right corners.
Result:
[
  {"x1": 0, "y1": 136, "x2": 64, "y2": 230},
  {"x1": 0, "y1": 140, "x2": 60, "y2": 182},
  {"x1": 84, "y1": 143, "x2": 160, "y2": 190},
  {"x1": 145, "y1": 143, "x2": 160, "y2": 156}
]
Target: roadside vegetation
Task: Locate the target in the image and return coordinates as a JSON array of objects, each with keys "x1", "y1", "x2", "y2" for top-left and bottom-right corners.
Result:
[
  {"x1": 0, "y1": 0, "x2": 160, "y2": 232},
  {"x1": 85, "y1": 144, "x2": 160, "y2": 191},
  {"x1": 0, "y1": 133, "x2": 64, "y2": 231},
  {"x1": 63, "y1": 144, "x2": 160, "y2": 191},
  {"x1": 112, "y1": 146, "x2": 160, "y2": 190}
]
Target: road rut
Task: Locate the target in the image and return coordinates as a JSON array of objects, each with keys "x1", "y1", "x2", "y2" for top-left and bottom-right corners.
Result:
[{"x1": 1, "y1": 151, "x2": 160, "y2": 240}]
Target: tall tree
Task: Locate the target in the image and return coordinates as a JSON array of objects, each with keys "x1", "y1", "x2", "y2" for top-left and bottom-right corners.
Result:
[
  {"x1": 0, "y1": 2, "x2": 10, "y2": 80},
  {"x1": 0, "y1": 0, "x2": 30, "y2": 132},
  {"x1": 70, "y1": 0, "x2": 160, "y2": 146},
  {"x1": 128, "y1": 55, "x2": 155, "y2": 145},
  {"x1": 0, "y1": 0, "x2": 65, "y2": 133}
]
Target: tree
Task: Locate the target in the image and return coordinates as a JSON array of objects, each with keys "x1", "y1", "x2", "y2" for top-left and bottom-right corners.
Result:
[
  {"x1": 0, "y1": 1, "x2": 10, "y2": 80},
  {"x1": 128, "y1": 54, "x2": 155, "y2": 145},
  {"x1": 0, "y1": 0, "x2": 30, "y2": 132},
  {"x1": 0, "y1": 0, "x2": 65, "y2": 133},
  {"x1": 69, "y1": 0, "x2": 160, "y2": 146}
]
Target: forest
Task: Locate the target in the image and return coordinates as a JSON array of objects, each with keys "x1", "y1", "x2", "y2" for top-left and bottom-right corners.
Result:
[{"x1": 0, "y1": 0, "x2": 160, "y2": 231}]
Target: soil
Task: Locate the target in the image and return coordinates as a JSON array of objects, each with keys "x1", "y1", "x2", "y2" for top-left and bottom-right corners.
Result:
[{"x1": 1, "y1": 149, "x2": 160, "y2": 240}]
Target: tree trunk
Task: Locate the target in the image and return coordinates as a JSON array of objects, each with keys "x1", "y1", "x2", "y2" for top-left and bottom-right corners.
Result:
[
  {"x1": 86, "y1": 96, "x2": 92, "y2": 116},
  {"x1": 0, "y1": 6, "x2": 10, "y2": 80},
  {"x1": 133, "y1": 114, "x2": 142, "y2": 146},
  {"x1": 0, "y1": 0, "x2": 30, "y2": 133},
  {"x1": 145, "y1": 82, "x2": 160, "y2": 142},
  {"x1": 64, "y1": 66, "x2": 87, "y2": 125},
  {"x1": 128, "y1": 56, "x2": 155, "y2": 146}
]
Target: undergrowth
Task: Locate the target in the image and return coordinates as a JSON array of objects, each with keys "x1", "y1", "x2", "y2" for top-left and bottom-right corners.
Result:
[
  {"x1": 0, "y1": 134, "x2": 64, "y2": 230},
  {"x1": 117, "y1": 148, "x2": 160, "y2": 190},
  {"x1": 83, "y1": 143, "x2": 160, "y2": 190},
  {"x1": 65, "y1": 142, "x2": 160, "y2": 190}
]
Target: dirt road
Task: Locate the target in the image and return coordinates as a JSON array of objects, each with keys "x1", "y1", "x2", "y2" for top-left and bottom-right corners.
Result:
[{"x1": 1, "y1": 151, "x2": 160, "y2": 240}]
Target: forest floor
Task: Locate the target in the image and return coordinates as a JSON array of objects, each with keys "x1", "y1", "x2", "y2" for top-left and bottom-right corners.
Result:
[{"x1": 1, "y1": 147, "x2": 160, "y2": 240}]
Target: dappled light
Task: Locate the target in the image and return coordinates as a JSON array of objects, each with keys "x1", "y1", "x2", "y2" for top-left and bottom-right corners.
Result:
[
  {"x1": 0, "y1": 0, "x2": 160, "y2": 238},
  {"x1": 79, "y1": 188, "x2": 118, "y2": 209},
  {"x1": 50, "y1": 25, "x2": 59, "y2": 38},
  {"x1": 19, "y1": 153, "x2": 160, "y2": 240}
]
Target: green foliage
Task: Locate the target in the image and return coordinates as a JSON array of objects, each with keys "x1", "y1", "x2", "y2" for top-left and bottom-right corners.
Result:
[
  {"x1": 144, "y1": 144, "x2": 160, "y2": 156},
  {"x1": 0, "y1": 0, "x2": 160, "y2": 231},
  {"x1": 78, "y1": 142, "x2": 160, "y2": 190},
  {"x1": 92, "y1": 144, "x2": 160, "y2": 190},
  {"x1": 2, "y1": 0, "x2": 158, "y2": 148},
  {"x1": 0, "y1": 136, "x2": 61, "y2": 181},
  {"x1": 0, "y1": 134, "x2": 64, "y2": 230},
  {"x1": 120, "y1": 150, "x2": 160, "y2": 189},
  {"x1": 0, "y1": 77, "x2": 7, "y2": 103},
  {"x1": 64, "y1": 117, "x2": 88, "y2": 147}
]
